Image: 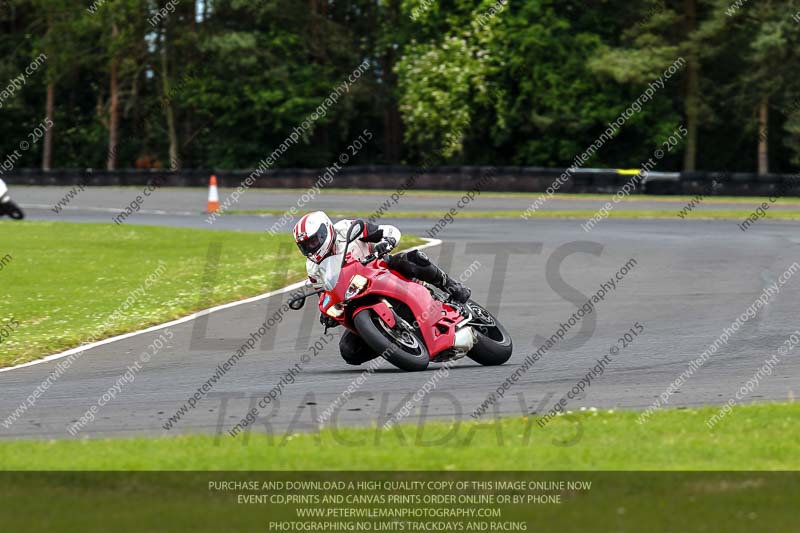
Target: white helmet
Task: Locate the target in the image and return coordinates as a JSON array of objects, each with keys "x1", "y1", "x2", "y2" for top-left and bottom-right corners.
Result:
[{"x1": 293, "y1": 211, "x2": 335, "y2": 263}]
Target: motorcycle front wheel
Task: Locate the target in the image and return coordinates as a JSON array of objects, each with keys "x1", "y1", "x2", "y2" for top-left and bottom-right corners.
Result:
[
  {"x1": 1, "y1": 201, "x2": 24, "y2": 220},
  {"x1": 353, "y1": 309, "x2": 429, "y2": 372}
]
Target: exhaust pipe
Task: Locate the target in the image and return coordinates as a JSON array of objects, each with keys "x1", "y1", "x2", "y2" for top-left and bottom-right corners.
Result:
[{"x1": 453, "y1": 326, "x2": 476, "y2": 353}]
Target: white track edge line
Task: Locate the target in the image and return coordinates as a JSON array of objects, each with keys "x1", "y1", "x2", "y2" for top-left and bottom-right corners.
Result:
[{"x1": 0, "y1": 238, "x2": 442, "y2": 374}]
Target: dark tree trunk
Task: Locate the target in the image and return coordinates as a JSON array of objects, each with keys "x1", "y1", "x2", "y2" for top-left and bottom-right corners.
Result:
[
  {"x1": 758, "y1": 96, "x2": 769, "y2": 175},
  {"x1": 42, "y1": 81, "x2": 55, "y2": 170},
  {"x1": 381, "y1": 0, "x2": 403, "y2": 163},
  {"x1": 683, "y1": 0, "x2": 699, "y2": 172},
  {"x1": 107, "y1": 23, "x2": 120, "y2": 171},
  {"x1": 161, "y1": 29, "x2": 180, "y2": 170}
]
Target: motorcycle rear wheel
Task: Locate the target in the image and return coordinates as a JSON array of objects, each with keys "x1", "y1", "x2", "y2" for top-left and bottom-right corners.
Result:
[
  {"x1": 464, "y1": 300, "x2": 513, "y2": 366},
  {"x1": 353, "y1": 309, "x2": 430, "y2": 372}
]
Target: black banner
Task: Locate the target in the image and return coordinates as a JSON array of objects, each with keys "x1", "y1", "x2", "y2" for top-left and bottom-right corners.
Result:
[{"x1": 1, "y1": 471, "x2": 796, "y2": 532}]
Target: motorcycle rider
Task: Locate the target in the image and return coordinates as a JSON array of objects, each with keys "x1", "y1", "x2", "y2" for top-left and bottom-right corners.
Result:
[
  {"x1": 0, "y1": 178, "x2": 24, "y2": 220},
  {"x1": 293, "y1": 210, "x2": 471, "y2": 365}
]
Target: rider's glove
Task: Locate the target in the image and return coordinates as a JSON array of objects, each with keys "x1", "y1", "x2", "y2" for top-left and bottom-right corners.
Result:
[
  {"x1": 374, "y1": 237, "x2": 396, "y2": 257},
  {"x1": 320, "y1": 313, "x2": 339, "y2": 329}
]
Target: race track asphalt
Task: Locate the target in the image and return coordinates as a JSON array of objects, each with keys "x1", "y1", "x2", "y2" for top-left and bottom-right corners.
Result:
[
  {"x1": 1, "y1": 187, "x2": 799, "y2": 440},
  {"x1": 13, "y1": 184, "x2": 800, "y2": 217}
]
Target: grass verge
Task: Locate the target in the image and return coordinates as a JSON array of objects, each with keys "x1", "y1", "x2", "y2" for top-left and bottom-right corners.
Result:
[
  {"x1": 1, "y1": 403, "x2": 797, "y2": 470},
  {"x1": 229, "y1": 188, "x2": 800, "y2": 205},
  {"x1": 229, "y1": 208, "x2": 800, "y2": 221},
  {"x1": 0, "y1": 221, "x2": 423, "y2": 367}
]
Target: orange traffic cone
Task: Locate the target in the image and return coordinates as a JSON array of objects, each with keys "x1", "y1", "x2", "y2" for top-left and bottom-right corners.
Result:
[{"x1": 207, "y1": 175, "x2": 220, "y2": 213}]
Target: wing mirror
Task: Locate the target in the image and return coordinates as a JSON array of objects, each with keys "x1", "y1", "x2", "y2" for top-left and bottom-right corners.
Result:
[
  {"x1": 288, "y1": 294, "x2": 306, "y2": 310},
  {"x1": 347, "y1": 220, "x2": 365, "y2": 243}
]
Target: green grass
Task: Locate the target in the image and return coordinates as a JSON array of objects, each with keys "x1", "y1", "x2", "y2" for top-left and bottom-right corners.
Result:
[
  {"x1": 229, "y1": 207, "x2": 800, "y2": 221},
  {"x1": 2, "y1": 403, "x2": 798, "y2": 470},
  {"x1": 0, "y1": 221, "x2": 423, "y2": 367},
  {"x1": 234, "y1": 187, "x2": 800, "y2": 205},
  {"x1": 41, "y1": 184, "x2": 800, "y2": 205},
  {"x1": 1, "y1": 403, "x2": 798, "y2": 531}
]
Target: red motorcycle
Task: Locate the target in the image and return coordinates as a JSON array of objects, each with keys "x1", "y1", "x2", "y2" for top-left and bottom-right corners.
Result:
[{"x1": 289, "y1": 221, "x2": 513, "y2": 371}]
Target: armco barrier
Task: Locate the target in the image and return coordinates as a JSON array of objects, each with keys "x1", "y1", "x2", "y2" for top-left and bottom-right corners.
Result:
[{"x1": 4, "y1": 166, "x2": 800, "y2": 196}]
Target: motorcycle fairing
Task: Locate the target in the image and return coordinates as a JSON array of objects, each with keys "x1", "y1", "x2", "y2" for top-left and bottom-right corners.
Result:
[{"x1": 349, "y1": 259, "x2": 464, "y2": 357}]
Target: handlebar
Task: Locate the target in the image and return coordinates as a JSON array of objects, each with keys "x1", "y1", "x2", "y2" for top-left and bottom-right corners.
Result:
[{"x1": 360, "y1": 251, "x2": 392, "y2": 265}]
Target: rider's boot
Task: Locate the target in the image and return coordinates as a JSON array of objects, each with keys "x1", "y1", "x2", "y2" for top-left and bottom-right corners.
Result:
[{"x1": 435, "y1": 268, "x2": 471, "y2": 304}]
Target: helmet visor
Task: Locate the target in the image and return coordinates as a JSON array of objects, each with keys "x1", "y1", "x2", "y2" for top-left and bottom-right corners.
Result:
[{"x1": 297, "y1": 223, "x2": 329, "y2": 257}]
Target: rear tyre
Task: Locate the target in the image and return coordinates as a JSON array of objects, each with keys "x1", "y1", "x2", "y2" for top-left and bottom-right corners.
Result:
[
  {"x1": 465, "y1": 300, "x2": 513, "y2": 366},
  {"x1": 353, "y1": 309, "x2": 429, "y2": 372}
]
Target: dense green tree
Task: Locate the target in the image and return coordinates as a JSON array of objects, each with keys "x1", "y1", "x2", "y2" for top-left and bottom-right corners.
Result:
[
  {"x1": 395, "y1": 0, "x2": 681, "y2": 169},
  {"x1": 588, "y1": 0, "x2": 707, "y2": 171},
  {"x1": 0, "y1": 0, "x2": 797, "y2": 173},
  {"x1": 699, "y1": 0, "x2": 800, "y2": 173}
]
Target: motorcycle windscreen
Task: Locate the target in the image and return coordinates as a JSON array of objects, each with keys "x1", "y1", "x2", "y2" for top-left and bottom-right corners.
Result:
[{"x1": 318, "y1": 254, "x2": 344, "y2": 291}]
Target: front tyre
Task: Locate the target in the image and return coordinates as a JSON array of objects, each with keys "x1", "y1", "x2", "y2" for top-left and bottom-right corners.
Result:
[
  {"x1": 465, "y1": 300, "x2": 513, "y2": 366},
  {"x1": 353, "y1": 309, "x2": 429, "y2": 372},
  {"x1": 1, "y1": 201, "x2": 24, "y2": 220},
  {"x1": 9, "y1": 203, "x2": 24, "y2": 220}
]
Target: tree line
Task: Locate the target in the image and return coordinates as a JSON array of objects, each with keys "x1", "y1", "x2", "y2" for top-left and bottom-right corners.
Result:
[{"x1": 0, "y1": 0, "x2": 798, "y2": 174}]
